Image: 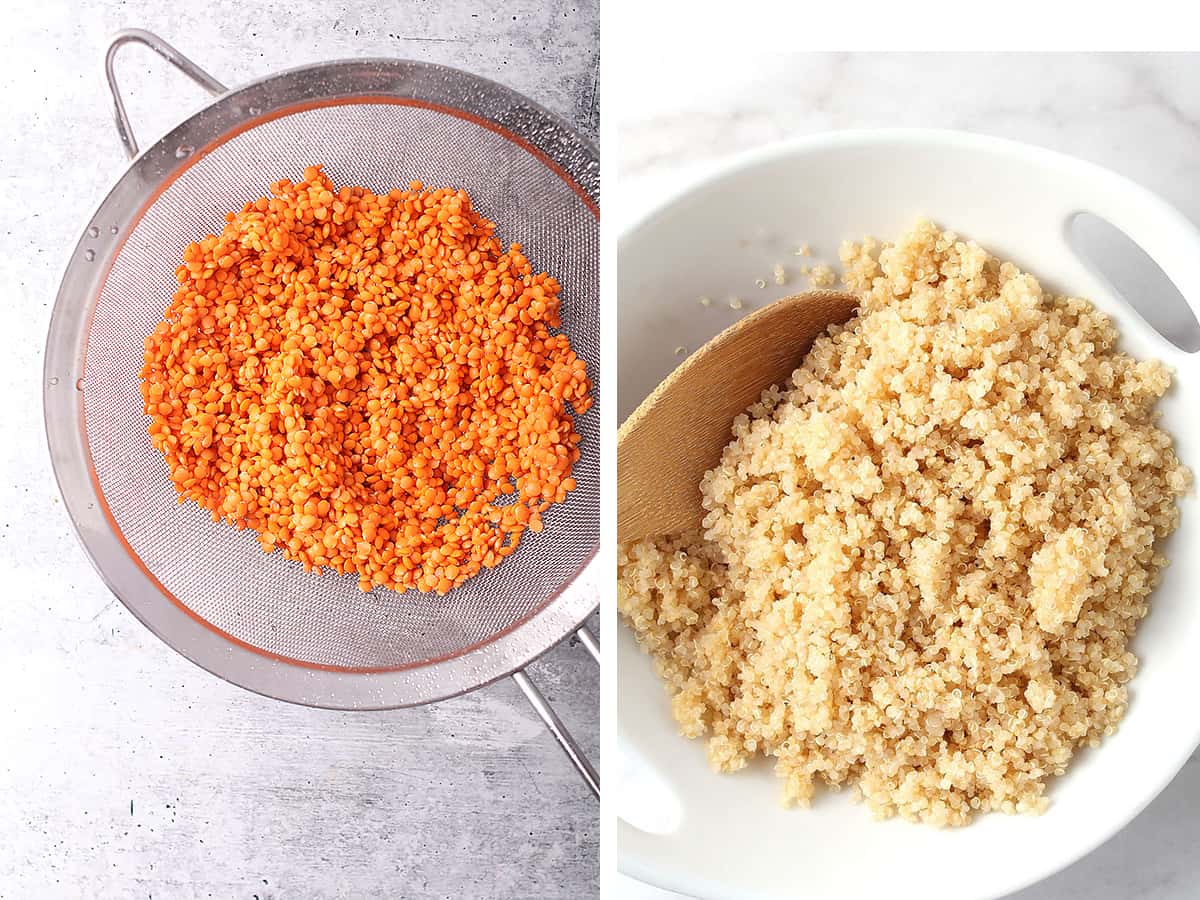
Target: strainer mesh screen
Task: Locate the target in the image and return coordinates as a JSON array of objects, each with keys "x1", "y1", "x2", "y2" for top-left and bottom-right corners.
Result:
[{"x1": 82, "y1": 103, "x2": 599, "y2": 670}]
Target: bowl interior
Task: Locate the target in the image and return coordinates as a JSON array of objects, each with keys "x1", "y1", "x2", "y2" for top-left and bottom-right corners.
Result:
[{"x1": 617, "y1": 130, "x2": 1200, "y2": 900}]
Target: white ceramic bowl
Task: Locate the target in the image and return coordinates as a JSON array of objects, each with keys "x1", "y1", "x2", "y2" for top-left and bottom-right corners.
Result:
[{"x1": 617, "y1": 129, "x2": 1200, "y2": 900}]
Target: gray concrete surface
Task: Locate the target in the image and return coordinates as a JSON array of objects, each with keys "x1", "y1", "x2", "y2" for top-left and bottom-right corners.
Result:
[{"x1": 0, "y1": 2, "x2": 599, "y2": 898}]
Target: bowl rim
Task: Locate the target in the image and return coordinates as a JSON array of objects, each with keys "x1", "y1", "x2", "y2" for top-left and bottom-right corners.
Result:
[{"x1": 616, "y1": 126, "x2": 1200, "y2": 900}]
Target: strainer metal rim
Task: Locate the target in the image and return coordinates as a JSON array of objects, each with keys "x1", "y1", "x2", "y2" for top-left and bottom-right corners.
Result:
[{"x1": 44, "y1": 46, "x2": 599, "y2": 710}]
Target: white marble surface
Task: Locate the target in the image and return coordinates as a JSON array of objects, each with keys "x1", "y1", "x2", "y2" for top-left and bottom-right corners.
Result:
[
  {"x1": 616, "y1": 52, "x2": 1200, "y2": 900},
  {"x1": 0, "y1": 1, "x2": 597, "y2": 898}
]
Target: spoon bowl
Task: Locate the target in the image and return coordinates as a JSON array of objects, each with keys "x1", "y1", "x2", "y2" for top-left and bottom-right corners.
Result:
[{"x1": 616, "y1": 289, "x2": 858, "y2": 544}]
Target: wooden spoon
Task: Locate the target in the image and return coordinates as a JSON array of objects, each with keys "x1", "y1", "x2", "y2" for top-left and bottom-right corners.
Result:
[{"x1": 617, "y1": 289, "x2": 859, "y2": 544}]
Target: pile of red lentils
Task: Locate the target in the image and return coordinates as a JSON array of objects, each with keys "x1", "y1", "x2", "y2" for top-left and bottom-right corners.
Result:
[{"x1": 141, "y1": 165, "x2": 592, "y2": 594}]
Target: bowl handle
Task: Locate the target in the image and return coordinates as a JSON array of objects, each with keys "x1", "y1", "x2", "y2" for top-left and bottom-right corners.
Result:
[
  {"x1": 1054, "y1": 156, "x2": 1200, "y2": 374},
  {"x1": 617, "y1": 738, "x2": 692, "y2": 889}
]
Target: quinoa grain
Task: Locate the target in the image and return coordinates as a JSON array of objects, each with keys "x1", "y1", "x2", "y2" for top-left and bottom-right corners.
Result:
[
  {"x1": 808, "y1": 263, "x2": 837, "y2": 288},
  {"x1": 618, "y1": 219, "x2": 1188, "y2": 826}
]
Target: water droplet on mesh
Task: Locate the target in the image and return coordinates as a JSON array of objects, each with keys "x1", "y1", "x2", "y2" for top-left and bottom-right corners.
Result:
[
  {"x1": 87, "y1": 225, "x2": 99, "y2": 238},
  {"x1": 49, "y1": 377, "x2": 59, "y2": 386},
  {"x1": 75, "y1": 378, "x2": 85, "y2": 392},
  {"x1": 175, "y1": 145, "x2": 194, "y2": 159},
  {"x1": 83, "y1": 249, "x2": 95, "y2": 262}
]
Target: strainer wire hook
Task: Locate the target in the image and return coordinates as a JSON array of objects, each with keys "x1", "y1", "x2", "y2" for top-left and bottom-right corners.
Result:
[{"x1": 105, "y1": 28, "x2": 227, "y2": 160}]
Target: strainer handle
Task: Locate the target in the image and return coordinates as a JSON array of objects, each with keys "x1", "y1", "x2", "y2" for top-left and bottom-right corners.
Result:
[
  {"x1": 512, "y1": 625, "x2": 600, "y2": 797},
  {"x1": 575, "y1": 623, "x2": 600, "y2": 663},
  {"x1": 104, "y1": 28, "x2": 228, "y2": 160}
]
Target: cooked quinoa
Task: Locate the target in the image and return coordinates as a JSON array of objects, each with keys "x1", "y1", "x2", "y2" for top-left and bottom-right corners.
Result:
[
  {"x1": 618, "y1": 219, "x2": 1189, "y2": 826},
  {"x1": 808, "y1": 262, "x2": 837, "y2": 288}
]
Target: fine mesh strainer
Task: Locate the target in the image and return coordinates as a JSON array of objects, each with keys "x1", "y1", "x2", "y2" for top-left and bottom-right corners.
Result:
[{"x1": 44, "y1": 29, "x2": 599, "y2": 792}]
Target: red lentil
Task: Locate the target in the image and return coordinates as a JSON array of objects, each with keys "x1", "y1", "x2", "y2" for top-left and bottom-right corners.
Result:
[{"x1": 141, "y1": 165, "x2": 592, "y2": 594}]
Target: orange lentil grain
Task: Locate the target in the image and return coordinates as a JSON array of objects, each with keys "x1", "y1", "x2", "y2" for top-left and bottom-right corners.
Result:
[{"x1": 141, "y1": 165, "x2": 592, "y2": 595}]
